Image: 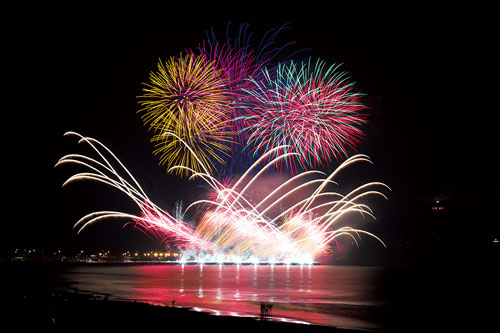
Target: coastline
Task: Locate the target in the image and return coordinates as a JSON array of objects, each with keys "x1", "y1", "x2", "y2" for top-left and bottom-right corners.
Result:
[
  {"x1": 1, "y1": 262, "x2": 365, "y2": 332},
  {"x1": 5, "y1": 287, "x2": 362, "y2": 332}
]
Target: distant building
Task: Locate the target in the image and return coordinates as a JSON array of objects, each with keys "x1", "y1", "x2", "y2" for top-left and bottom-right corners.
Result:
[{"x1": 431, "y1": 200, "x2": 445, "y2": 211}]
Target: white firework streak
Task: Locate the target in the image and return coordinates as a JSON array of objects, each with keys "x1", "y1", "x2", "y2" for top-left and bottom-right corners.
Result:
[
  {"x1": 56, "y1": 132, "x2": 214, "y2": 250},
  {"x1": 57, "y1": 131, "x2": 389, "y2": 263}
]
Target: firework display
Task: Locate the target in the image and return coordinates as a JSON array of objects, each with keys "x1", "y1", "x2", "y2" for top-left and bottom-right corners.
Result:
[
  {"x1": 59, "y1": 23, "x2": 386, "y2": 264},
  {"x1": 57, "y1": 132, "x2": 388, "y2": 264},
  {"x1": 139, "y1": 23, "x2": 310, "y2": 176},
  {"x1": 239, "y1": 59, "x2": 368, "y2": 172},
  {"x1": 138, "y1": 53, "x2": 233, "y2": 176}
]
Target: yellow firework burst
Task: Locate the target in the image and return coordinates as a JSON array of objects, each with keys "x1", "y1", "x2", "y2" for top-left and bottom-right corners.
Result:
[{"x1": 138, "y1": 53, "x2": 233, "y2": 176}]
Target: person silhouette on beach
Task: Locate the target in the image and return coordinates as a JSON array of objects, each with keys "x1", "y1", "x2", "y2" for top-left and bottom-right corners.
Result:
[
  {"x1": 260, "y1": 302, "x2": 273, "y2": 319},
  {"x1": 172, "y1": 300, "x2": 176, "y2": 307}
]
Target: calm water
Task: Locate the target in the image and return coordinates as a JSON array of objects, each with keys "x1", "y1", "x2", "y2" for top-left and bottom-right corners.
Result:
[{"x1": 57, "y1": 264, "x2": 390, "y2": 331}]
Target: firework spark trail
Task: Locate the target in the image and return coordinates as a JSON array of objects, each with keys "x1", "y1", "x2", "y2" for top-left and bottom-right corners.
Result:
[
  {"x1": 138, "y1": 23, "x2": 310, "y2": 178},
  {"x1": 56, "y1": 132, "x2": 213, "y2": 250},
  {"x1": 138, "y1": 53, "x2": 234, "y2": 176},
  {"x1": 57, "y1": 132, "x2": 388, "y2": 263},
  {"x1": 196, "y1": 22, "x2": 306, "y2": 176},
  {"x1": 195, "y1": 42, "x2": 264, "y2": 176},
  {"x1": 206, "y1": 23, "x2": 300, "y2": 62},
  {"x1": 165, "y1": 130, "x2": 388, "y2": 260},
  {"x1": 238, "y1": 58, "x2": 368, "y2": 173},
  {"x1": 183, "y1": 152, "x2": 388, "y2": 260}
]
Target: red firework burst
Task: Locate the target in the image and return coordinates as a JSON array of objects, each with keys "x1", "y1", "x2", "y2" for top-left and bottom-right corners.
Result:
[{"x1": 240, "y1": 59, "x2": 368, "y2": 172}]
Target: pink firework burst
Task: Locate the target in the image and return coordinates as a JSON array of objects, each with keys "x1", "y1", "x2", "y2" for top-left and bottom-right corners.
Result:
[{"x1": 240, "y1": 59, "x2": 368, "y2": 172}]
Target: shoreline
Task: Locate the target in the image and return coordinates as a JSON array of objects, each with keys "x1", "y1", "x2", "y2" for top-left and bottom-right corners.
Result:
[
  {"x1": 5, "y1": 259, "x2": 323, "y2": 266},
  {"x1": 5, "y1": 287, "x2": 363, "y2": 332},
  {"x1": 2, "y1": 262, "x2": 365, "y2": 332}
]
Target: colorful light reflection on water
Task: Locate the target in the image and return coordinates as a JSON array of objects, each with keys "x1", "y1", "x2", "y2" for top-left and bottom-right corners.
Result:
[{"x1": 60, "y1": 264, "x2": 388, "y2": 331}]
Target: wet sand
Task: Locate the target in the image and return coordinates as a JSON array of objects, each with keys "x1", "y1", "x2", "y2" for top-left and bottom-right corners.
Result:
[{"x1": 7, "y1": 291, "x2": 364, "y2": 331}]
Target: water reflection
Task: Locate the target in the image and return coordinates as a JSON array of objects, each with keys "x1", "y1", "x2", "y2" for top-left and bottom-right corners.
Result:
[
  {"x1": 285, "y1": 264, "x2": 290, "y2": 291},
  {"x1": 179, "y1": 264, "x2": 184, "y2": 293},
  {"x1": 269, "y1": 264, "x2": 275, "y2": 289},
  {"x1": 198, "y1": 286, "x2": 203, "y2": 298},
  {"x1": 216, "y1": 287, "x2": 222, "y2": 301},
  {"x1": 60, "y1": 265, "x2": 387, "y2": 331},
  {"x1": 252, "y1": 264, "x2": 258, "y2": 288}
]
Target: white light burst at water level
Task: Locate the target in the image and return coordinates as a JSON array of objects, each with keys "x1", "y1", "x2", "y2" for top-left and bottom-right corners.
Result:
[{"x1": 56, "y1": 132, "x2": 389, "y2": 264}]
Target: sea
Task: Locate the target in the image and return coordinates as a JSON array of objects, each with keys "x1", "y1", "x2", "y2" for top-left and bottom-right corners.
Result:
[
  {"x1": 12, "y1": 263, "x2": 494, "y2": 332},
  {"x1": 54, "y1": 264, "x2": 390, "y2": 331}
]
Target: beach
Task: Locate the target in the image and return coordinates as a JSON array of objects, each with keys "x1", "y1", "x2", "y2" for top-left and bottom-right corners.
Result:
[
  {"x1": 3, "y1": 262, "x2": 496, "y2": 332},
  {"x1": 6, "y1": 288, "x2": 362, "y2": 331},
  {"x1": 2, "y1": 262, "x2": 367, "y2": 332}
]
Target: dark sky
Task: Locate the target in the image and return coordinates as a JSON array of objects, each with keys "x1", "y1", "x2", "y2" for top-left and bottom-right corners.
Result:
[{"x1": 10, "y1": 4, "x2": 496, "y2": 266}]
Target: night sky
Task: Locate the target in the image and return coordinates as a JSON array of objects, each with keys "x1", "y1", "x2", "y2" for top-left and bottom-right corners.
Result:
[{"x1": 10, "y1": 4, "x2": 496, "y2": 267}]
